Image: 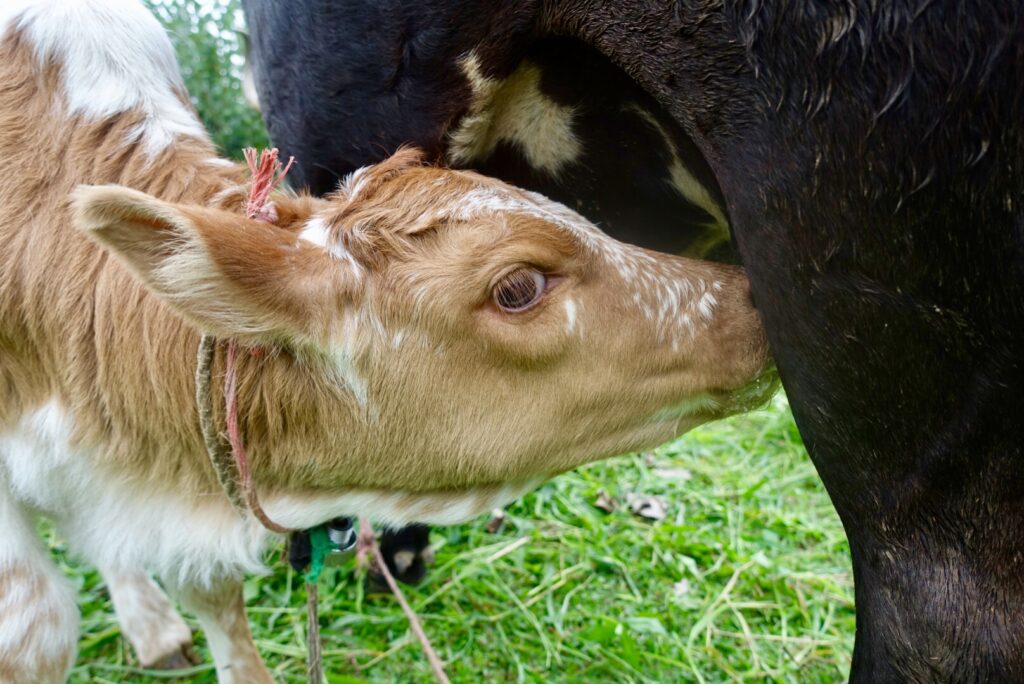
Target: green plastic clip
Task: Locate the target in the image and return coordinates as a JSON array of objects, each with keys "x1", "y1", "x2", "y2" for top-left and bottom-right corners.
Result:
[{"x1": 304, "y1": 524, "x2": 341, "y2": 584}]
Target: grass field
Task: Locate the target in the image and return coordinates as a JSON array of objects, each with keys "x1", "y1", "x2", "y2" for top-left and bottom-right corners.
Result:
[{"x1": 58, "y1": 395, "x2": 855, "y2": 683}]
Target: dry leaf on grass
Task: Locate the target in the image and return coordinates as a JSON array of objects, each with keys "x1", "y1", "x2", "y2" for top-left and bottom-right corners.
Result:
[
  {"x1": 593, "y1": 489, "x2": 618, "y2": 513},
  {"x1": 628, "y1": 494, "x2": 667, "y2": 521}
]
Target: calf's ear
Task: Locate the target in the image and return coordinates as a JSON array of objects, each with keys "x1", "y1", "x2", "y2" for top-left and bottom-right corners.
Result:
[{"x1": 71, "y1": 184, "x2": 357, "y2": 344}]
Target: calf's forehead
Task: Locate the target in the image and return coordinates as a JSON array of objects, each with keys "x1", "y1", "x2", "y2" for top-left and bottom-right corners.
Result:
[{"x1": 319, "y1": 165, "x2": 593, "y2": 243}]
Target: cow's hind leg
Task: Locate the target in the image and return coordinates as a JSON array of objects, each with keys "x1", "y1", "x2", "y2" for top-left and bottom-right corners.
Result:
[
  {"x1": 0, "y1": 487, "x2": 79, "y2": 684},
  {"x1": 102, "y1": 569, "x2": 198, "y2": 669},
  {"x1": 166, "y1": 577, "x2": 272, "y2": 684}
]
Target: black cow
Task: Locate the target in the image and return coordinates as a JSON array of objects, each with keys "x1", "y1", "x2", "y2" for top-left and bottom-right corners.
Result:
[{"x1": 243, "y1": 1, "x2": 1024, "y2": 680}]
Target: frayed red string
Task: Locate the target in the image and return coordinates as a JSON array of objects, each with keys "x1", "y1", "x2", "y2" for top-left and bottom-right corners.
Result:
[{"x1": 243, "y1": 147, "x2": 295, "y2": 221}]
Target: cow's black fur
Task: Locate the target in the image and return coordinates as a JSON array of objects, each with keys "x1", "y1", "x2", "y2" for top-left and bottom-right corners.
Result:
[{"x1": 244, "y1": 1, "x2": 1024, "y2": 679}]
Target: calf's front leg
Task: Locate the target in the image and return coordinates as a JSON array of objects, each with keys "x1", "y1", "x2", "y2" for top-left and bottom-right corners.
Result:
[
  {"x1": 102, "y1": 569, "x2": 197, "y2": 669},
  {"x1": 166, "y1": 577, "x2": 273, "y2": 684}
]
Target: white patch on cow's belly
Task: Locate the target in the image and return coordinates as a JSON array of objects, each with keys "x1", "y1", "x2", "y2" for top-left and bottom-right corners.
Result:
[
  {"x1": 624, "y1": 104, "x2": 728, "y2": 229},
  {"x1": 0, "y1": 401, "x2": 270, "y2": 588},
  {"x1": 2, "y1": 0, "x2": 208, "y2": 157},
  {"x1": 449, "y1": 53, "x2": 581, "y2": 176}
]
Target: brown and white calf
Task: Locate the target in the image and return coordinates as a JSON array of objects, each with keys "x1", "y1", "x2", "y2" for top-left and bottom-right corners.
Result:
[{"x1": 0, "y1": 1, "x2": 773, "y2": 681}]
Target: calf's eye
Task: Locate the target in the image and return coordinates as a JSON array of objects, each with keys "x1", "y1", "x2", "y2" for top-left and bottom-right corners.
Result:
[{"x1": 494, "y1": 268, "x2": 547, "y2": 313}]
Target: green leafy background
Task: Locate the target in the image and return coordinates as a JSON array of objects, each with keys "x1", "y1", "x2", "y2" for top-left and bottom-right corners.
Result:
[{"x1": 146, "y1": 0, "x2": 267, "y2": 158}]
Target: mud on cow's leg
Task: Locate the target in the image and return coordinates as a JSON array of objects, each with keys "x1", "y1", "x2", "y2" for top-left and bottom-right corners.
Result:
[
  {"x1": 0, "y1": 488, "x2": 79, "y2": 684},
  {"x1": 373, "y1": 524, "x2": 434, "y2": 588},
  {"x1": 166, "y1": 577, "x2": 273, "y2": 684},
  {"x1": 102, "y1": 569, "x2": 198, "y2": 669}
]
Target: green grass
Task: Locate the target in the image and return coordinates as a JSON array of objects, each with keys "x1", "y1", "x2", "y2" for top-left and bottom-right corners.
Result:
[{"x1": 58, "y1": 396, "x2": 854, "y2": 683}]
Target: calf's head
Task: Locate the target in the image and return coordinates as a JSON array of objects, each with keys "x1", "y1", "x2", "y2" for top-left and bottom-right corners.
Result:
[{"x1": 73, "y1": 149, "x2": 773, "y2": 525}]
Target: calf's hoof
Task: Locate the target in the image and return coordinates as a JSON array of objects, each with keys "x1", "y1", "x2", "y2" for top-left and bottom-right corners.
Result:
[{"x1": 148, "y1": 642, "x2": 201, "y2": 670}]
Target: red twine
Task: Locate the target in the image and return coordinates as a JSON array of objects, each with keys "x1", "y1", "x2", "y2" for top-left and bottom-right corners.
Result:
[
  {"x1": 225, "y1": 339, "x2": 291, "y2": 534},
  {"x1": 359, "y1": 518, "x2": 451, "y2": 684},
  {"x1": 225, "y1": 147, "x2": 294, "y2": 535}
]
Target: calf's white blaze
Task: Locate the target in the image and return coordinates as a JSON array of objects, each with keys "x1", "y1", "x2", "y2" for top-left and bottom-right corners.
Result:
[
  {"x1": 299, "y1": 215, "x2": 365, "y2": 281},
  {"x1": 564, "y1": 298, "x2": 580, "y2": 335}
]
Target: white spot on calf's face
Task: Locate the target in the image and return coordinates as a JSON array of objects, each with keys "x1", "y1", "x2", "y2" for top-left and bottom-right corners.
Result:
[
  {"x1": 323, "y1": 338, "x2": 369, "y2": 410},
  {"x1": 340, "y1": 166, "x2": 372, "y2": 200},
  {"x1": 697, "y1": 291, "x2": 718, "y2": 321},
  {"x1": 298, "y1": 216, "x2": 331, "y2": 248},
  {"x1": 564, "y1": 298, "x2": 579, "y2": 335},
  {"x1": 2, "y1": 0, "x2": 208, "y2": 158}
]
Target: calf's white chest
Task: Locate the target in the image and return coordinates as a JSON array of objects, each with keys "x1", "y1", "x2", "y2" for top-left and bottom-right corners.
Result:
[{"x1": 0, "y1": 401, "x2": 270, "y2": 587}]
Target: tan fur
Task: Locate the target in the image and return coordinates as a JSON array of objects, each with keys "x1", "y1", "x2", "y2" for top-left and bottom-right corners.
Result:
[
  {"x1": 0, "y1": 27, "x2": 769, "y2": 498},
  {"x1": 0, "y1": 10, "x2": 773, "y2": 681},
  {"x1": 0, "y1": 28, "x2": 245, "y2": 496}
]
